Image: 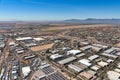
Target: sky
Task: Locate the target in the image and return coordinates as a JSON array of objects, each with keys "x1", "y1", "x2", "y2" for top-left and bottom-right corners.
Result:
[{"x1": 0, "y1": 0, "x2": 120, "y2": 21}]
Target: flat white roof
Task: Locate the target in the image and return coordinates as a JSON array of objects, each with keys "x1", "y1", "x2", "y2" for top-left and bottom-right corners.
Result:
[
  {"x1": 114, "y1": 68, "x2": 120, "y2": 73},
  {"x1": 33, "y1": 38, "x2": 44, "y2": 41},
  {"x1": 87, "y1": 70, "x2": 96, "y2": 76},
  {"x1": 16, "y1": 37, "x2": 32, "y2": 41},
  {"x1": 9, "y1": 42, "x2": 15, "y2": 46},
  {"x1": 22, "y1": 66, "x2": 31, "y2": 77},
  {"x1": 92, "y1": 46, "x2": 102, "y2": 51},
  {"x1": 104, "y1": 48, "x2": 116, "y2": 54},
  {"x1": 117, "y1": 63, "x2": 120, "y2": 68},
  {"x1": 88, "y1": 55, "x2": 99, "y2": 61},
  {"x1": 67, "y1": 50, "x2": 82, "y2": 55},
  {"x1": 78, "y1": 59, "x2": 92, "y2": 67},
  {"x1": 76, "y1": 53, "x2": 85, "y2": 58},
  {"x1": 92, "y1": 44, "x2": 108, "y2": 48},
  {"x1": 91, "y1": 65, "x2": 101, "y2": 71},
  {"x1": 107, "y1": 59, "x2": 114, "y2": 63},
  {"x1": 80, "y1": 45, "x2": 92, "y2": 51},
  {"x1": 107, "y1": 71, "x2": 120, "y2": 80},
  {"x1": 80, "y1": 42, "x2": 89, "y2": 45},
  {"x1": 102, "y1": 53, "x2": 118, "y2": 58},
  {"x1": 58, "y1": 56, "x2": 76, "y2": 65},
  {"x1": 98, "y1": 61, "x2": 108, "y2": 67},
  {"x1": 50, "y1": 54, "x2": 63, "y2": 60},
  {"x1": 40, "y1": 64, "x2": 50, "y2": 69}
]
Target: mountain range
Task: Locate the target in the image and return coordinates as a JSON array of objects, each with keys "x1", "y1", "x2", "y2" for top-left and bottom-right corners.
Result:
[
  {"x1": 1, "y1": 18, "x2": 120, "y2": 25},
  {"x1": 63, "y1": 18, "x2": 120, "y2": 24}
]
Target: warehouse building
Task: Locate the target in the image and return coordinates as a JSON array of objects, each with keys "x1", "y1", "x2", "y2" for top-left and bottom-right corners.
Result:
[
  {"x1": 107, "y1": 71, "x2": 120, "y2": 80},
  {"x1": 92, "y1": 44, "x2": 108, "y2": 49},
  {"x1": 68, "y1": 64, "x2": 83, "y2": 73},
  {"x1": 58, "y1": 56, "x2": 77, "y2": 65},
  {"x1": 80, "y1": 45, "x2": 92, "y2": 51},
  {"x1": 22, "y1": 66, "x2": 31, "y2": 78},
  {"x1": 50, "y1": 54, "x2": 63, "y2": 61},
  {"x1": 78, "y1": 59, "x2": 92, "y2": 67},
  {"x1": 67, "y1": 50, "x2": 82, "y2": 56},
  {"x1": 90, "y1": 65, "x2": 101, "y2": 71},
  {"x1": 0, "y1": 41, "x2": 5, "y2": 48},
  {"x1": 88, "y1": 55, "x2": 99, "y2": 61},
  {"x1": 31, "y1": 70, "x2": 46, "y2": 80},
  {"x1": 97, "y1": 61, "x2": 108, "y2": 67}
]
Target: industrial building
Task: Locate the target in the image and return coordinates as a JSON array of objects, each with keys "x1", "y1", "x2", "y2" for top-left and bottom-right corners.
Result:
[
  {"x1": 68, "y1": 64, "x2": 83, "y2": 73},
  {"x1": 22, "y1": 66, "x2": 31, "y2": 78},
  {"x1": 58, "y1": 56, "x2": 77, "y2": 65},
  {"x1": 88, "y1": 55, "x2": 99, "y2": 61},
  {"x1": 78, "y1": 59, "x2": 92, "y2": 67},
  {"x1": 50, "y1": 54, "x2": 63, "y2": 61},
  {"x1": 67, "y1": 50, "x2": 82, "y2": 56}
]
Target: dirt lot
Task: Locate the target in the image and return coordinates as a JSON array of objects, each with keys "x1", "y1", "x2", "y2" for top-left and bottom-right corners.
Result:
[
  {"x1": 115, "y1": 43, "x2": 120, "y2": 47},
  {"x1": 30, "y1": 43, "x2": 54, "y2": 51},
  {"x1": 0, "y1": 30, "x2": 7, "y2": 32},
  {"x1": 41, "y1": 24, "x2": 114, "y2": 31}
]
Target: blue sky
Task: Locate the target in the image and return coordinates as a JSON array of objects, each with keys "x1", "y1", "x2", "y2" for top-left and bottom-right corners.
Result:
[{"x1": 0, "y1": 0, "x2": 120, "y2": 21}]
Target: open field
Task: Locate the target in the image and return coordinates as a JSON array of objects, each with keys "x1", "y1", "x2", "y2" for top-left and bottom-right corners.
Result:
[
  {"x1": 41, "y1": 24, "x2": 115, "y2": 31},
  {"x1": 0, "y1": 30, "x2": 7, "y2": 32}
]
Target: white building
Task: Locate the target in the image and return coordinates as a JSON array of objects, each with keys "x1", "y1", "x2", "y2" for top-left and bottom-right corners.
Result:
[
  {"x1": 33, "y1": 37, "x2": 44, "y2": 41},
  {"x1": 92, "y1": 44, "x2": 108, "y2": 49},
  {"x1": 78, "y1": 59, "x2": 92, "y2": 67},
  {"x1": 16, "y1": 37, "x2": 32, "y2": 41},
  {"x1": 22, "y1": 66, "x2": 31, "y2": 78},
  {"x1": 107, "y1": 71, "x2": 120, "y2": 80},
  {"x1": 50, "y1": 54, "x2": 63, "y2": 60},
  {"x1": 91, "y1": 65, "x2": 101, "y2": 71},
  {"x1": 67, "y1": 50, "x2": 82, "y2": 56},
  {"x1": 97, "y1": 61, "x2": 108, "y2": 67},
  {"x1": 88, "y1": 55, "x2": 99, "y2": 61}
]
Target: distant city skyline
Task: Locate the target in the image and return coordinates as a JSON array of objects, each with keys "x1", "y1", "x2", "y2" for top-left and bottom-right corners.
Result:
[{"x1": 0, "y1": 0, "x2": 120, "y2": 21}]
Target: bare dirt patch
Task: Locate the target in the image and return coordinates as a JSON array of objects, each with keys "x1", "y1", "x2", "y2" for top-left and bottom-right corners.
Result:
[
  {"x1": 41, "y1": 24, "x2": 114, "y2": 31},
  {"x1": 30, "y1": 43, "x2": 54, "y2": 51}
]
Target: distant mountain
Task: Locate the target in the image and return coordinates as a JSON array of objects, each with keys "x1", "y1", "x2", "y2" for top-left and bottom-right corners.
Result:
[
  {"x1": 1, "y1": 18, "x2": 120, "y2": 25},
  {"x1": 64, "y1": 18, "x2": 120, "y2": 24}
]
